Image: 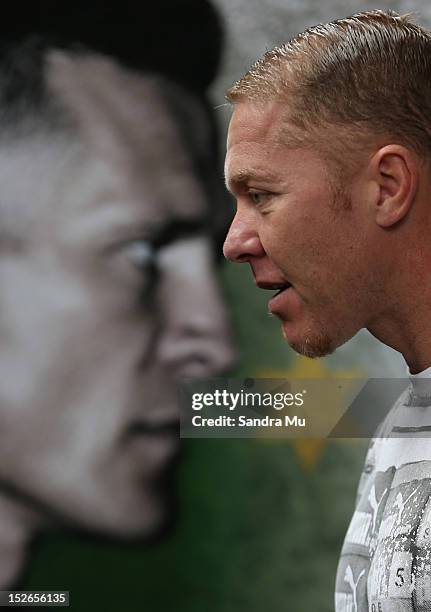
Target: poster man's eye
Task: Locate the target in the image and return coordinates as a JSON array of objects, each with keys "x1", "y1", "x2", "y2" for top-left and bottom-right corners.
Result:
[
  {"x1": 123, "y1": 240, "x2": 158, "y2": 294},
  {"x1": 125, "y1": 240, "x2": 156, "y2": 270}
]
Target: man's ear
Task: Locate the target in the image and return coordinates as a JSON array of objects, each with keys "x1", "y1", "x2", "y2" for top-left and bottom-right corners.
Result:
[{"x1": 369, "y1": 144, "x2": 419, "y2": 228}]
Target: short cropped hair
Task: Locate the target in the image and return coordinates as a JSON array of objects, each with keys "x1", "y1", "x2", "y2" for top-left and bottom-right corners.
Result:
[{"x1": 226, "y1": 10, "x2": 431, "y2": 170}]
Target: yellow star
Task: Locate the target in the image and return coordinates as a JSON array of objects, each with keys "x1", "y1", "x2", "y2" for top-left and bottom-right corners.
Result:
[{"x1": 257, "y1": 356, "x2": 364, "y2": 471}]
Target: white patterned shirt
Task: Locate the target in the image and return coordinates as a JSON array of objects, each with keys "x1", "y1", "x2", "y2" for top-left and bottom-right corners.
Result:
[{"x1": 336, "y1": 367, "x2": 431, "y2": 612}]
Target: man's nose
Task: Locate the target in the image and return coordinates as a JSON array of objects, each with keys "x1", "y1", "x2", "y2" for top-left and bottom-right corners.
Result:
[
  {"x1": 156, "y1": 237, "x2": 236, "y2": 378},
  {"x1": 223, "y1": 209, "x2": 265, "y2": 262}
]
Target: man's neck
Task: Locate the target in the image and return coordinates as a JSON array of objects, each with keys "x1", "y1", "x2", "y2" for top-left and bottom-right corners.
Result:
[{"x1": 368, "y1": 293, "x2": 431, "y2": 374}]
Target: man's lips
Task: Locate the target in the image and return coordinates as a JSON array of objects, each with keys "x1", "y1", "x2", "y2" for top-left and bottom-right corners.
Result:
[
  {"x1": 256, "y1": 280, "x2": 292, "y2": 294},
  {"x1": 255, "y1": 280, "x2": 294, "y2": 313}
]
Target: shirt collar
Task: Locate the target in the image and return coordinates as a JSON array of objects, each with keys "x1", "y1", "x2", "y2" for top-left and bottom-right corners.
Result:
[{"x1": 407, "y1": 363, "x2": 431, "y2": 403}]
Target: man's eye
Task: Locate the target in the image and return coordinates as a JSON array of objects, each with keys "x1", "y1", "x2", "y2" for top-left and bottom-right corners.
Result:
[{"x1": 248, "y1": 191, "x2": 270, "y2": 206}]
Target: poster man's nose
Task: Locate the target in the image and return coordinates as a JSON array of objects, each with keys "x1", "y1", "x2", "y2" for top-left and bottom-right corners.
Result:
[{"x1": 156, "y1": 237, "x2": 236, "y2": 378}]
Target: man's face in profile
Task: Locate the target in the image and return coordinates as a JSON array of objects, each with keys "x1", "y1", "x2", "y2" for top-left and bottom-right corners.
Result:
[
  {"x1": 224, "y1": 102, "x2": 381, "y2": 358},
  {"x1": 0, "y1": 53, "x2": 233, "y2": 537}
]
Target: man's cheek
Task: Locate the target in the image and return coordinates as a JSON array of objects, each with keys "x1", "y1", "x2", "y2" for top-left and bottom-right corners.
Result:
[
  {"x1": 261, "y1": 228, "x2": 291, "y2": 258},
  {"x1": 264, "y1": 237, "x2": 301, "y2": 275}
]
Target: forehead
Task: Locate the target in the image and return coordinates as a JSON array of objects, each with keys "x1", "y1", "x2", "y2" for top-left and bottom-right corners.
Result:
[
  {"x1": 225, "y1": 101, "x2": 345, "y2": 199},
  {"x1": 227, "y1": 102, "x2": 283, "y2": 145},
  {"x1": 225, "y1": 102, "x2": 293, "y2": 186},
  {"x1": 43, "y1": 52, "x2": 206, "y2": 223},
  {"x1": 47, "y1": 51, "x2": 189, "y2": 155}
]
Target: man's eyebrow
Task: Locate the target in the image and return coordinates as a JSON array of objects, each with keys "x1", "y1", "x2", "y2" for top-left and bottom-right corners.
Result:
[{"x1": 225, "y1": 169, "x2": 279, "y2": 193}]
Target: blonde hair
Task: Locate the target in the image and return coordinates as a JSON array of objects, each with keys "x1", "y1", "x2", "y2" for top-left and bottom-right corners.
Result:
[{"x1": 227, "y1": 10, "x2": 431, "y2": 168}]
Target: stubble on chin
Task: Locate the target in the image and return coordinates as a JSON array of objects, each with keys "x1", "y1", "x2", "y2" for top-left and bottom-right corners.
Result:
[{"x1": 284, "y1": 327, "x2": 335, "y2": 359}]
